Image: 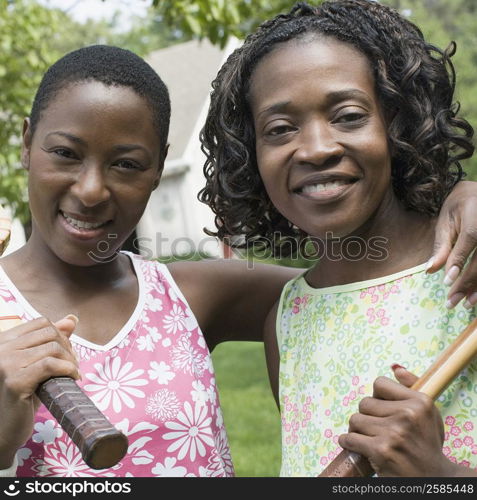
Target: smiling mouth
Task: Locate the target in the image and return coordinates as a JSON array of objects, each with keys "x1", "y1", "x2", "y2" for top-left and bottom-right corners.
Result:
[
  {"x1": 297, "y1": 179, "x2": 357, "y2": 194},
  {"x1": 60, "y1": 211, "x2": 110, "y2": 230}
]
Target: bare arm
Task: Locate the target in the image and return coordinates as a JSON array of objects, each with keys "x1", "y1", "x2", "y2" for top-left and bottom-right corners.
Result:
[
  {"x1": 263, "y1": 300, "x2": 280, "y2": 409},
  {"x1": 168, "y1": 259, "x2": 299, "y2": 351}
]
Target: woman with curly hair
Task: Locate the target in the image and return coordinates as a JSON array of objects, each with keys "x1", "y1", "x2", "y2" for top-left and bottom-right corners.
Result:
[{"x1": 200, "y1": 0, "x2": 477, "y2": 476}]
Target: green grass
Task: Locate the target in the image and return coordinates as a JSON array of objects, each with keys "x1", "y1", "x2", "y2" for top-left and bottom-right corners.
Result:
[{"x1": 211, "y1": 341, "x2": 282, "y2": 477}]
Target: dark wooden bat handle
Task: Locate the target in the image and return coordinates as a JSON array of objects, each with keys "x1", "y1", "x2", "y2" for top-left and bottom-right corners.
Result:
[
  {"x1": 320, "y1": 317, "x2": 477, "y2": 477},
  {"x1": 36, "y1": 377, "x2": 128, "y2": 469}
]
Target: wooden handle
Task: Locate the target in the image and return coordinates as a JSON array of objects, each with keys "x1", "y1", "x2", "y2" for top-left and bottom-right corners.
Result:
[
  {"x1": 0, "y1": 208, "x2": 128, "y2": 469},
  {"x1": 319, "y1": 316, "x2": 477, "y2": 477}
]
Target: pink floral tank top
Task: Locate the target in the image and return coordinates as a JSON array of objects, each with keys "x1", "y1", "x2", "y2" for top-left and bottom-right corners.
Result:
[{"x1": 0, "y1": 252, "x2": 234, "y2": 477}]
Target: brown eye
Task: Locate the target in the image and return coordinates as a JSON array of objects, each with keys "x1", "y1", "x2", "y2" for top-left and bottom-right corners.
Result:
[{"x1": 114, "y1": 159, "x2": 142, "y2": 170}]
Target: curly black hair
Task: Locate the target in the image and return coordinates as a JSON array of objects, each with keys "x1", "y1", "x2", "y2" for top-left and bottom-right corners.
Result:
[
  {"x1": 199, "y1": 0, "x2": 474, "y2": 256},
  {"x1": 30, "y1": 45, "x2": 171, "y2": 162}
]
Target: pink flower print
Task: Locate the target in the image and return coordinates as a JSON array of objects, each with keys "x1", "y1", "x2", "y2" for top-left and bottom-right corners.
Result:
[
  {"x1": 343, "y1": 396, "x2": 349, "y2": 407},
  {"x1": 442, "y1": 446, "x2": 451, "y2": 457},
  {"x1": 460, "y1": 460, "x2": 470, "y2": 468},
  {"x1": 320, "y1": 457, "x2": 329, "y2": 466},
  {"x1": 359, "y1": 385, "x2": 366, "y2": 394},
  {"x1": 352, "y1": 376, "x2": 359, "y2": 386},
  {"x1": 464, "y1": 436, "x2": 474, "y2": 446},
  {"x1": 294, "y1": 297, "x2": 301, "y2": 305},
  {"x1": 349, "y1": 391, "x2": 357, "y2": 401},
  {"x1": 328, "y1": 451, "x2": 334, "y2": 460},
  {"x1": 324, "y1": 429, "x2": 333, "y2": 438},
  {"x1": 292, "y1": 306, "x2": 300, "y2": 314},
  {"x1": 444, "y1": 432, "x2": 450, "y2": 441},
  {"x1": 380, "y1": 317, "x2": 390, "y2": 326},
  {"x1": 450, "y1": 426, "x2": 461, "y2": 436},
  {"x1": 449, "y1": 456, "x2": 457, "y2": 463},
  {"x1": 333, "y1": 435, "x2": 339, "y2": 444},
  {"x1": 325, "y1": 409, "x2": 331, "y2": 417},
  {"x1": 452, "y1": 439, "x2": 463, "y2": 449},
  {"x1": 445, "y1": 416, "x2": 456, "y2": 426},
  {"x1": 471, "y1": 445, "x2": 477, "y2": 455},
  {"x1": 464, "y1": 421, "x2": 474, "y2": 432}
]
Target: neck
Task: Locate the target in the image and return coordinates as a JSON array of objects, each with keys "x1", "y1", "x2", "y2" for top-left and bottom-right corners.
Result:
[
  {"x1": 306, "y1": 197, "x2": 436, "y2": 288},
  {"x1": 2, "y1": 234, "x2": 129, "y2": 292}
]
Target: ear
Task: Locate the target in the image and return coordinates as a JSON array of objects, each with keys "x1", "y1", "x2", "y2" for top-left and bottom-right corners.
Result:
[{"x1": 21, "y1": 118, "x2": 32, "y2": 170}]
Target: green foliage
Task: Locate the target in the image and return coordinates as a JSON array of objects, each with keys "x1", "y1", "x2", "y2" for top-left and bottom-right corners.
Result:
[
  {"x1": 0, "y1": 0, "x2": 63, "y2": 221},
  {"x1": 211, "y1": 341, "x2": 281, "y2": 476},
  {"x1": 151, "y1": 0, "x2": 295, "y2": 47},
  {"x1": 383, "y1": 0, "x2": 477, "y2": 180}
]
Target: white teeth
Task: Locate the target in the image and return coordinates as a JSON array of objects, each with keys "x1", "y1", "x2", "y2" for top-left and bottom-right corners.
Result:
[
  {"x1": 63, "y1": 213, "x2": 105, "y2": 230},
  {"x1": 301, "y1": 180, "x2": 350, "y2": 194}
]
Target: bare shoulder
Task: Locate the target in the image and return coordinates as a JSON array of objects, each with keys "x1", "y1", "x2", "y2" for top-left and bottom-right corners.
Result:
[{"x1": 167, "y1": 259, "x2": 301, "y2": 349}]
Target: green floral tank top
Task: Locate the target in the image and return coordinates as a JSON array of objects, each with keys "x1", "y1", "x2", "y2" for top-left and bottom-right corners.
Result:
[{"x1": 276, "y1": 263, "x2": 477, "y2": 476}]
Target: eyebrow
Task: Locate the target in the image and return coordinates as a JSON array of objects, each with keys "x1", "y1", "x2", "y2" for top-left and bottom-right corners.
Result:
[
  {"x1": 46, "y1": 131, "x2": 86, "y2": 145},
  {"x1": 45, "y1": 132, "x2": 151, "y2": 157},
  {"x1": 256, "y1": 89, "x2": 372, "y2": 119}
]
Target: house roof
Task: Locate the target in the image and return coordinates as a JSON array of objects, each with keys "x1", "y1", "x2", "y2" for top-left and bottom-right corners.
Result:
[{"x1": 146, "y1": 39, "x2": 229, "y2": 163}]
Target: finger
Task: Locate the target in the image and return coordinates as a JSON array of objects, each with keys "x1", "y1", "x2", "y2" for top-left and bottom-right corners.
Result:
[
  {"x1": 348, "y1": 412, "x2": 385, "y2": 436},
  {"x1": 427, "y1": 210, "x2": 456, "y2": 274},
  {"x1": 4, "y1": 358, "x2": 81, "y2": 398},
  {"x1": 337, "y1": 432, "x2": 377, "y2": 464},
  {"x1": 372, "y1": 376, "x2": 417, "y2": 400},
  {"x1": 447, "y1": 251, "x2": 477, "y2": 309},
  {"x1": 54, "y1": 314, "x2": 79, "y2": 336},
  {"x1": 358, "y1": 396, "x2": 406, "y2": 417},
  {"x1": 0, "y1": 317, "x2": 52, "y2": 343},
  {"x1": 391, "y1": 364, "x2": 418, "y2": 388},
  {"x1": 5, "y1": 322, "x2": 76, "y2": 354},
  {"x1": 1, "y1": 341, "x2": 79, "y2": 374}
]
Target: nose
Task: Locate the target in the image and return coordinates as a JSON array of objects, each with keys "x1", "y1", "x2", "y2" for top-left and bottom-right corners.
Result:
[
  {"x1": 294, "y1": 121, "x2": 344, "y2": 167},
  {"x1": 70, "y1": 164, "x2": 111, "y2": 207}
]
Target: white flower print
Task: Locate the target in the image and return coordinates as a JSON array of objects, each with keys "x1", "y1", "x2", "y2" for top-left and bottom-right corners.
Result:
[
  {"x1": 145, "y1": 389, "x2": 181, "y2": 422},
  {"x1": 73, "y1": 344, "x2": 99, "y2": 362},
  {"x1": 207, "y1": 380, "x2": 218, "y2": 409},
  {"x1": 207, "y1": 428, "x2": 234, "y2": 477},
  {"x1": 32, "y1": 420, "x2": 63, "y2": 444},
  {"x1": 163, "y1": 401, "x2": 215, "y2": 461},
  {"x1": 151, "y1": 457, "x2": 188, "y2": 477},
  {"x1": 148, "y1": 296, "x2": 163, "y2": 312},
  {"x1": 184, "y1": 311, "x2": 199, "y2": 332},
  {"x1": 137, "y1": 326, "x2": 162, "y2": 352},
  {"x1": 167, "y1": 285, "x2": 178, "y2": 303},
  {"x1": 115, "y1": 419, "x2": 159, "y2": 466},
  {"x1": 148, "y1": 361, "x2": 176, "y2": 385},
  {"x1": 83, "y1": 356, "x2": 148, "y2": 413},
  {"x1": 16, "y1": 447, "x2": 32, "y2": 467},
  {"x1": 163, "y1": 303, "x2": 186, "y2": 334},
  {"x1": 33, "y1": 442, "x2": 115, "y2": 477},
  {"x1": 191, "y1": 380, "x2": 209, "y2": 407},
  {"x1": 171, "y1": 334, "x2": 206, "y2": 377}
]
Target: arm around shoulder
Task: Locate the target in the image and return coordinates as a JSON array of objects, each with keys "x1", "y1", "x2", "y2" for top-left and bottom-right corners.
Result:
[{"x1": 168, "y1": 259, "x2": 299, "y2": 350}]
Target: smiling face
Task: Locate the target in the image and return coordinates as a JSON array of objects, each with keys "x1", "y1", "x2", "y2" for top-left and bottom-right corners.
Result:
[
  {"x1": 249, "y1": 36, "x2": 394, "y2": 239},
  {"x1": 22, "y1": 80, "x2": 164, "y2": 266}
]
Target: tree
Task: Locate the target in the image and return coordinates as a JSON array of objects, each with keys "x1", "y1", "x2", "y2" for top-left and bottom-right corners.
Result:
[{"x1": 0, "y1": 0, "x2": 66, "y2": 222}]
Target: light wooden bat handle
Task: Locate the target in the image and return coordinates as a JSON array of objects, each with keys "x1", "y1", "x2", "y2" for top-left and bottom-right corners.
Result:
[
  {"x1": 0, "y1": 206, "x2": 128, "y2": 469},
  {"x1": 319, "y1": 316, "x2": 477, "y2": 477}
]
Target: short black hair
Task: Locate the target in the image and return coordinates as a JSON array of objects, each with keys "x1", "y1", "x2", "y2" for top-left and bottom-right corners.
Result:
[
  {"x1": 200, "y1": 0, "x2": 474, "y2": 256},
  {"x1": 30, "y1": 45, "x2": 171, "y2": 161}
]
